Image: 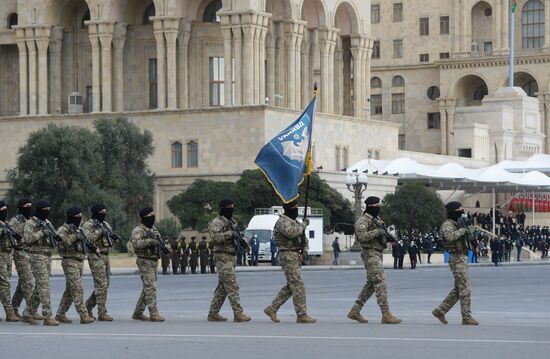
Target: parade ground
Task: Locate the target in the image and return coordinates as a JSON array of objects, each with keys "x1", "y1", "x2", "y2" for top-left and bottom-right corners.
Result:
[{"x1": 0, "y1": 264, "x2": 549, "y2": 359}]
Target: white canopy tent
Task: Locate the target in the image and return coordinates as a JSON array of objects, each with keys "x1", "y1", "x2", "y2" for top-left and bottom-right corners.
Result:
[{"x1": 347, "y1": 156, "x2": 550, "y2": 231}]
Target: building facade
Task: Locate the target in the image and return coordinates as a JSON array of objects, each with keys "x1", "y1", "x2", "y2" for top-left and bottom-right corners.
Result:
[
  {"x1": 0, "y1": 0, "x2": 400, "y2": 217},
  {"x1": 370, "y1": 0, "x2": 550, "y2": 161}
]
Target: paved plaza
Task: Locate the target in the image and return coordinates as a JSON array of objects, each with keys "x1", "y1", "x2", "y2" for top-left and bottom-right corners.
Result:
[{"x1": 0, "y1": 264, "x2": 549, "y2": 359}]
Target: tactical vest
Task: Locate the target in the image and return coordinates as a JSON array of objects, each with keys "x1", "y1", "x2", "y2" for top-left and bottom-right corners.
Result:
[
  {"x1": 441, "y1": 220, "x2": 469, "y2": 254},
  {"x1": 356, "y1": 214, "x2": 387, "y2": 252},
  {"x1": 210, "y1": 216, "x2": 237, "y2": 255},
  {"x1": 274, "y1": 216, "x2": 302, "y2": 252},
  {"x1": 57, "y1": 225, "x2": 86, "y2": 260},
  {"x1": 0, "y1": 222, "x2": 13, "y2": 253},
  {"x1": 133, "y1": 227, "x2": 161, "y2": 260}
]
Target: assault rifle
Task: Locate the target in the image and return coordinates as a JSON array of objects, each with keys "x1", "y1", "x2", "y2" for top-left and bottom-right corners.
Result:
[
  {"x1": 230, "y1": 219, "x2": 250, "y2": 253},
  {"x1": 2, "y1": 223, "x2": 22, "y2": 248},
  {"x1": 37, "y1": 219, "x2": 62, "y2": 247},
  {"x1": 69, "y1": 224, "x2": 99, "y2": 257},
  {"x1": 458, "y1": 216, "x2": 474, "y2": 250},
  {"x1": 372, "y1": 217, "x2": 396, "y2": 244},
  {"x1": 96, "y1": 221, "x2": 121, "y2": 247},
  {"x1": 147, "y1": 230, "x2": 170, "y2": 256}
]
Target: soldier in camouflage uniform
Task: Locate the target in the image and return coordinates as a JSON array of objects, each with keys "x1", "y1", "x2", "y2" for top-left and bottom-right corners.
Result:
[
  {"x1": 0, "y1": 200, "x2": 19, "y2": 322},
  {"x1": 9, "y1": 199, "x2": 34, "y2": 320},
  {"x1": 82, "y1": 204, "x2": 116, "y2": 321},
  {"x1": 432, "y1": 201, "x2": 479, "y2": 326},
  {"x1": 130, "y1": 207, "x2": 171, "y2": 322},
  {"x1": 347, "y1": 196, "x2": 401, "y2": 325},
  {"x1": 207, "y1": 199, "x2": 251, "y2": 322},
  {"x1": 22, "y1": 200, "x2": 59, "y2": 326},
  {"x1": 55, "y1": 207, "x2": 97, "y2": 324},
  {"x1": 264, "y1": 201, "x2": 316, "y2": 324}
]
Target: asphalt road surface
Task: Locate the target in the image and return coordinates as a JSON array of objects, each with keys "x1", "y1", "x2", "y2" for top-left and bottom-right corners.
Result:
[{"x1": 1, "y1": 264, "x2": 549, "y2": 359}]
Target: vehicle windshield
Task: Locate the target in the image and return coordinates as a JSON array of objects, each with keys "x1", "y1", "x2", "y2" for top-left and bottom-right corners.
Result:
[{"x1": 244, "y1": 229, "x2": 272, "y2": 244}]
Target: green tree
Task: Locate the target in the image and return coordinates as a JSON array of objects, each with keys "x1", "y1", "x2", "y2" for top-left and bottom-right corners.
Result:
[
  {"x1": 156, "y1": 218, "x2": 181, "y2": 242},
  {"x1": 381, "y1": 182, "x2": 446, "y2": 234}
]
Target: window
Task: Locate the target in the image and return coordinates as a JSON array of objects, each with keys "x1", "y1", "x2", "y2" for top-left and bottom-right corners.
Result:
[
  {"x1": 372, "y1": 40, "x2": 380, "y2": 59},
  {"x1": 522, "y1": 0, "x2": 545, "y2": 49},
  {"x1": 86, "y1": 86, "x2": 93, "y2": 113},
  {"x1": 440, "y1": 16, "x2": 449, "y2": 34},
  {"x1": 143, "y1": 3, "x2": 155, "y2": 25},
  {"x1": 522, "y1": 80, "x2": 538, "y2": 97},
  {"x1": 427, "y1": 86, "x2": 440, "y2": 100},
  {"x1": 187, "y1": 141, "x2": 198, "y2": 168},
  {"x1": 458, "y1": 148, "x2": 472, "y2": 158},
  {"x1": 392, "y1": 75, "x2": 405, "y2": 87},
  {"x1": 371, "y1": 5, "x2": 380, "y2": 24},
  {"x1": 371, "y1": 94, "x2": 383, "y2": 115},
  {"x1": 419, "y1": 53, "x2": 429, "y2": 63},
  {"x1": 428, "y1": 112, "x2": 441, "y2": 129},
  {"x1": 335, "y1": 146, "x2": 341, "y2": 171},
  {"x1": 419, "y1": 17, "x2": 429, "y2": 36},
  {"x1": 209, "y1": 57, "x2": 227, "y2": 106},
  {"x1": 393, "y1": 3, "x2": 403, "y2": 22},
  {"x1": 8, "y1": 13, "x2": 17, "y2": 29},
  {"x1": 81, "y1": 10, "x2": 90, "y2": 29},
  {"x1": 484, "y1": 41, "x2": 492, "y2": 53},
  {"x1": 171, "y1": 142, "x2": 183, "y2": 168},
  {"x1": 473, "y1": 84, "x2": 488, "y2": 101},
  {"x1": 149, "y1": 58, "x2": 158, "y2": 108},
  {"x1": 393, "y1": 39, "x2": 403, "y2": 58},
  {"x1": 371, "y1": 77, "x2": 382, "y2": 88},
  {"x1": 203, "y1": 0, "x2": 222, "y2": 23},
  {"x1": 392, "y1": 93, "x2": 405, "y2": 114},
  {"x1": 440, "y1": 52, "x2": 450, "y2": 59}
]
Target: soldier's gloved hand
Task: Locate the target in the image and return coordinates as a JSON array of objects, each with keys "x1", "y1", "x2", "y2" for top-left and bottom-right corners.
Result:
[
  {"x1": 42, "y1": 228, "x2": 50, "y2": 237},
  {"x1": 458, "y1": 228, "x2": 469, "y2": 237},
  {"x1": 303, "y1": 218, "x2": 310, "y2": 226},
  {"x1": 377, "y1": 228, "x2": 387, "y2": 237}
]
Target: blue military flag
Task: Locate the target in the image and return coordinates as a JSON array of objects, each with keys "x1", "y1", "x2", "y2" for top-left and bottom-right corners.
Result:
[{"x1": 255, "y1": 97, "x2": 316, "y2": 204}]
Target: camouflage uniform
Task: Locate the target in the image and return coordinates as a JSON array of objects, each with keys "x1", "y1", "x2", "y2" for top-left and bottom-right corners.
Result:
[
  {"x1": 9, "y1": 215, "x2": 35, "y2": 315},
  {"x1": 24, "y1": 218, "x2": 55, "y2": 319},
  {"x1": 0, "y1": 220, "x2": 16, "y2": 317},
  {"x1": 266, "y1": 215, "x2": 309, "y2": 316},
  {"x1": 207, "y1": 216, "x2": 246, "y2": 317},
  {"x1": 130, "y1": 224, "x2": 169, "y2": 316},
  {"x1": 436, "y1": 220, "x2": 473, "y2": 320},
  {"x1": 56, "y1": 223, "x2": 88, "y2": 319},
  {"x1": 82, "y1": 219, "x2": 113, "y2": 316},
  {"x1": 352, "y1": 213, "x2": 391, "y2": 313}
]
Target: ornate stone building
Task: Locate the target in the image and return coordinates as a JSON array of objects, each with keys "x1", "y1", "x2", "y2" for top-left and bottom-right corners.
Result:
[
  {"x1": 370, "y1": 0, "x2": 550, "y2": 161},
  {"x1": 0, "y1": 0, "x2": 399, "y2": 217}
]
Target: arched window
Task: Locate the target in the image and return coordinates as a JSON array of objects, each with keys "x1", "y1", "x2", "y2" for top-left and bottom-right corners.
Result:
[
  {"x1": 522, "y1": 80, "x2": 538, "y2": 97},
  {"x1": 522, "y1": 0, "x2": 545, "y2": 49},
  {"x1": 143, "y1": 3, "x2": 155, "y2": 25},
  {"x1": 187, "y1": 141, "x2": 199, "y2": 168},
  {"x1": 371, "y1": 77, "x2": 382, "y2": 89},
  {"x1": 8, "y1": 13, "x2": 17, "y2": 29},
  {"x1": 171, "y1": 142, "x2": 183, "y2": 168},
  {"x1": 81, "y1": 10, "x2": 90, "y2": 29},
  {"x1": 473, "y1": 84, "x2": 488, "y2": 101},
  {"x1": 392, "y1": 75, "x2": 405, "y2": 87},
  {"x1": 203, "y1": 0, "x2": 222, "y2": 23}
]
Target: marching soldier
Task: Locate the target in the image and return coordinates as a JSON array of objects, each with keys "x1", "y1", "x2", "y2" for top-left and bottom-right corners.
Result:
[
  {"x1": 55, "y1": 207, "x2": 97, "y2": 324},
  {"x1": 23, "y1": 200, "x2": 59, "y2": 326},
  {"x1": 347, "y1": 196, "x2": 401, "y2": 324},
  {"x1": 170, "y1": 238, "x2": 180, "y2": 274},
  {"x1": 199, "y1": 236, "x2": 209, "y2": 274},
  {"x1": 207, "y1": 199, "x2": 251, "y2": 322},
  {"x1": 130, "y1": 207, "x2": 170, "y2": 322},
  {"x1": 9, "y1": 199, "x2": 35, "y2": 320},
  {"x1": 189, "y1": 236, "x2": 199, "y2": 274},
  {"x1": 82, "y1": 204, "x2": 116, "y2": 321},
  {"x1": 263, "y1": 201, "x2": 316, "y2": 324},
  {"x1": 178, "y1": 234, "x2": 188, "y2": 274},
  {"x1": 432, "y1": 201, "x2": 479, "y2": 325},
  {"x1": 0, "y1": 200, "x2": 19, "y2": 322}
]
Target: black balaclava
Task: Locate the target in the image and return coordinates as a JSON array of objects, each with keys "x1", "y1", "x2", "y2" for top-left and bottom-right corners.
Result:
[
  {"x1": 17, "y1": 198, "x2": 32, "y2": 219},
  {"x1": 140, "y1": 207, "x2": 155, "y2": 228},
  {"x1": 364, "y1": 196, "x2": 381, "y2": 218},
  {"x1": 0, "y1": 200, "x2": 7, "y2": 222},
  {"x1": 446, "y1": 201, "x2": 463, "y2": 222},
  {"x1": 219, "y1": 199, "x2": 234, "y2": 220},
  {"x1": 66, "y1": 207, "x2": 82, "y2": 227},
  {"x1": 91, "y1": 203, "x2": 106, "y2": 222},
  {"x1": 34, "y1": 200, "x2": 51, "y2": 221},
  {"x1": 283, "y1": 201, "x2": 299, "y2": 220}
]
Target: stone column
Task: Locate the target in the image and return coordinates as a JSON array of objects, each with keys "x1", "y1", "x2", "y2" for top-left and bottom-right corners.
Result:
[
  {"x1": 253, "y1": 22, "x2": 261, "y2": 105},
  {"x1": 258, "y1": 17, "x2": 269, "y2": 105},
  {"x1": 333, "y1": 38, "x2": 342, "y2": 116},
  {"x1": 284, "y1": 20, "x2": 305, "y2": 110},
  {"x1": 447, "y1": 104, "x2": 456, "y2": 155},
  {"x1": 36, "y1": 27, "x2": 50, "y2": 115},
  {"x1": 439, "y1": 100, "x2": 448, "y2": 155},
  {"x1": 318, "y1": 27, "x2": 338, "y2": 113},
  {"x1": 494, "y1": 0, "x2": 501, "y2": 51},
  {"x1": 501, "y1": 0, "x2": 510, "y2": 52},
  {"x1": 232, "y1": 23, "x2": 243, "y2": 106},
  {"x1": 275, "y1": 24, "x2": 285, "y2": 107},
  {"x1": 15, "y1": 29, "x2": 28, "y2": 116},
  {"x1": 25, "y1": 30, "x2": 37, "y2": 115},
  {"x1": 221, "y1": 19, "x2": 233, "y2": 106},
  {"x1": 153, "y1": 20, "x2": 166, "y2": 109},
  {"x1": 241, "y1": 15, "x2": 255, "y2": 105},
  {"x1": 301, "y1": 35, "x2": 311, "y2": 108},
  {"x1": 294, "y1": 28, "x2": 304, "y2": 109},
  {"x1": 178, "y1": 19, "x2": 191, "y2": 109},
  {"x1": 113, "y1": 23, "x2": 127, "y2": 112},
  {"x1": 49, "y1": 26, "x2": 63, "y2": 114},
  {"x1": 538, "y1": 93, "x2": 550, "y2": 152},
  {"x1": 266, "y1": 32, "x2": 275, "y2": 105},
  {"x1": 164, "y1": 19, "x2": 179, "y2": 109},
  {"x1": 88, "y1": 25, "x2": 101, "y2": 113},
  {"x1": 99, "y1": 23, "x2": 114, "y2": 112},
  {"x1": 351, "y1": 35, "x2": 370, "y2": 118}
]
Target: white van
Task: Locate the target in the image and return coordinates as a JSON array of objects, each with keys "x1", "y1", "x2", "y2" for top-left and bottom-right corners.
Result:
[{"x1": 244, "y1": 207, "x2": 324, "y2": 262}]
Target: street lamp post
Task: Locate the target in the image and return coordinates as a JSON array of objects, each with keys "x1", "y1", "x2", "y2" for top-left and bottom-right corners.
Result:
[{"x1": 346, "y1": 172, "x2": 368, "y2": 252}]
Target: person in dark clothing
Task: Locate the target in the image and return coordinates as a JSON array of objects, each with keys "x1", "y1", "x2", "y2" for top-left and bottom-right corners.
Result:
[
  {"x1": 408, "y1": 241, "x2": 418, "y2": 269},
  {"x1": 161, "y1": 249, "x2": 171, "y2": 275},
  {"x1": 332, "y1": 237, "x2": 341, "y2": 265},
  {"x1": 208, "y1": 243, "x2": 216, "y2": 274},
  {"x1": 179, "y1": 235, "x2": 188, "y2": 274},
  {"x1": 490, "y1": 237, "x2": 500, "y2": 266},
  {"x1": 423, "y1": 235, "x2": 434, "y2": 264},
  {"x1": 392, "y1": 241, "x2": 402, "y2": 269},
  {"x1": 270, "y1": 237, "x2": 278, "y2": 266},
  {"x1": 170, "y1": 238, "x2": 180, "y2": 274},
  {"x1": 189, "y1": 237, "x2": 199, "y2": 274},
  {"x1": 249, "y1": 234, "x2": 259, "y2": 266},
  {"x1": 198, "y1": 236, "x2": 209, "y2": 274},
  {"x1": 515, "y1": 236, "x2": 524, "y2": 262}
]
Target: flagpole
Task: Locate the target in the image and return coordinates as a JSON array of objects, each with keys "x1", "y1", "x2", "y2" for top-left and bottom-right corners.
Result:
[{"x1": 508, "y1": 0, "x2": 515, "y2": 87}]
